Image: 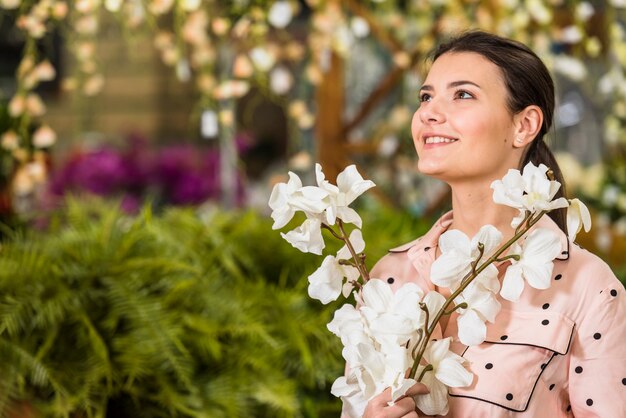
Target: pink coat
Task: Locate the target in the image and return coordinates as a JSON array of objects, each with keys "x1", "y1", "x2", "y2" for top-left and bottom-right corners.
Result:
[{"x1": 364, "y1": 211, "x2": 626, "y2": 417}]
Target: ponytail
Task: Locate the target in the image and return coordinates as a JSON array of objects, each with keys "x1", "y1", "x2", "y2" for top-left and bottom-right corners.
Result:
[{"x1": 520, "y1": 139, "x2": 568, "y2": 235}]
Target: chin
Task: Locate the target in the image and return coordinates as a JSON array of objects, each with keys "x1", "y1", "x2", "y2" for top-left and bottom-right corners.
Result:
[{"x1": 417, "y1": 160, "x2": 447, "y2": 178}]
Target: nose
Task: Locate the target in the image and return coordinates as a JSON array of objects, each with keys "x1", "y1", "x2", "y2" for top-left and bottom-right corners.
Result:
[{"x1": 418, "y1": 99, "x2": 446, "y2": 125}]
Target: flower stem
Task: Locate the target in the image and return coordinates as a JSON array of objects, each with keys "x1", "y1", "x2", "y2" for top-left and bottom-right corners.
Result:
[
  {"x1": 417, "y1": 364, "x2": 433, "y2": 383},
  {"x1": 408, "y1": 210, "x2": 549, "y2": 380},
  {"x1": 337, "y1": 219, "x2": 370, "y2": 282}
]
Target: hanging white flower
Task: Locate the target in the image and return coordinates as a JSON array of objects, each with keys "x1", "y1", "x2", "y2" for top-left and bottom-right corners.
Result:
[
  {"x1": 350, "y1": 343, "x2": 417, "y2": 403},
  {"x1": 268, "y1": 171, "x2": 329, "y2": 229},
  {"x1": 307, "y1": 229, "x2": 365, "y2": 303},
  {"x1": 491, "y1": 162, "x2": 569, "y2": 227},
  {"x1": 327, "y1": 303, "x2": 369, "y2": 349},
  {"x1": 359, "y1": 279, "x2": 425, "y2": 349},
  {"x1": 414, "y1": 338, "x2": 473, "y2": 416},
  {"x1": 331, "y1": 372, "x2": 368, "y2": 418},
  {"x1": 454, "y1": 277, "x2": 501, "y2": 346},
  {"x1": 500, "y1": 228, "x2": 561, "y2": 301},
  {"x1": 430, "y1": 225, "x2": 502, "y2": 289},
  {"x1": 315, "y1": 163, "x2": 375, "y2": 228},
  {"x1": 567, "y1": 198, "x2": 592, "y2": 241},
  {"x1": 281, "y1": 217, "x2": 325, "y2": 255}
]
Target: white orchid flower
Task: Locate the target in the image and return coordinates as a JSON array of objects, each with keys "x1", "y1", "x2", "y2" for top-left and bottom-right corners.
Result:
[
  {"x1": 307, "y1": 229, "x2": 365, "y2": 304},
  {"x1": 414, "y1": 337, "x2": 473, "y2": 416},
  {"x1": 315, "y1": 163, "x2": 375, "y2": 228},
  {"x1": 350, "y1": 342, "x2": 416, "y2": 402},
  {"x1": 327, "y1": 304, "x2": 370, "y2": 350},
  {"x1": 430, "y1": 225, "x2": 502, "y2": 290},
  {"x1": 500, "y1": 228, "x2": 561, "y2": 301},
  {"x1": 268, "y1": 171, "x2": 329, "y2": 229},
  {"x1": 360, "y1": 279, "x2": 425, "y2": 349},
  {"x1": 491, "y1": 162, "x2": 568, "y2": 228},
  {"x1": 281, "y1": 217, "x2": 325, "y2": 255},
  {"x1": 567, "y1": 198, "x2": 592, "y2": 241},
  {"x1": 454, "y1": 277, "x2": 502, "y2": 346},
  {"x1": 331, "y1": 372, "x2": 368, "y2": 418}
]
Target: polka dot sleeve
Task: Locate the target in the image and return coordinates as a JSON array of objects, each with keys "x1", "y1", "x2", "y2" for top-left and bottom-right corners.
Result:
[{"x1": 568, "y1": 284, "x2": 626, "y2": 417}]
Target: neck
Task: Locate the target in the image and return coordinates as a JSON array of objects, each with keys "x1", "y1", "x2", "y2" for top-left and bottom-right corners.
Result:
[{"x1": 448, "y1": 179, "x2": 519, "y2": 242}]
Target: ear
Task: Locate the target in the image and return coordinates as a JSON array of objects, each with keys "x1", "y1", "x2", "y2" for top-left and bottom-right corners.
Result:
[{"x1": 512, "y1": 105, "x2": 543, "y2": 149}]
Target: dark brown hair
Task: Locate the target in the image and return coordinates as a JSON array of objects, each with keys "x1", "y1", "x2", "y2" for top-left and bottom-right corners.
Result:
[{"x1": 430, "y1": 30, "x2": 567, "y2": 233}]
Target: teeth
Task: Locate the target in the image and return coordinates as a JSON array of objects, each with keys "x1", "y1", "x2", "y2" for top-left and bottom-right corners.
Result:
[{"x1": 425, "y1": 136, "x2": 457, "y2": 144}]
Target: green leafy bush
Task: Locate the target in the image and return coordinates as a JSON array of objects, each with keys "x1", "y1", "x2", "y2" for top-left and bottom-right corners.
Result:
[{"x1": 0, "y1": 198, "x2": 432, "y2": 417}]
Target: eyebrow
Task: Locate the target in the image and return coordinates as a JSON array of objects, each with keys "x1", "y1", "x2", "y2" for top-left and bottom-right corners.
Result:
[{"x1": 419, "y1": 80, "x2": 482, "y2": 91}]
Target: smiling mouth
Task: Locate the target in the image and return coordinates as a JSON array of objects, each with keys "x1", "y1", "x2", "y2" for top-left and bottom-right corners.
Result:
[{"x1": 424, "y1": 136, "x2": 458, "y2": 144}]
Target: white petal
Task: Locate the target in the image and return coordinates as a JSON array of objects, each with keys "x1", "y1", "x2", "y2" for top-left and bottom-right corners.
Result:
[
  {"x1": 471, "y1": 224, "x2": 503, "y2": 256},
  {"x1": 390, "y1": 378, "x2": 417, "y2": 402},
  {"x1": 308, "y1": 256, "x2": 343, "y2": 303},
  {"x1": 425, "y1": 337, "x2": 451, "y2": 365},
  {"x1": 522, "y1": 228, "x2": 561, "y2": 262},
  {"x1": 500, "y1": 264, "x2": 525, "y2": 301},
  {"x1": 361, "y1": 279, "x2": 393, "y2": 313},
  {"x1": 337, "y1": 228, "x2": 365, "y2": 260},
  {"x1": 457, "y1": 309, "x2": 487, "y2": 346},
  {"x1": 414, "y1": 370, "x2": 450, "y2": 416},
  {"x1": 567, "y1": 198, "x2": 592, "y2": 240},
  {"x1": 430, "y1": 251, "x2": 470, "y2": 288},
  {"x1": 491, "y1": 169, "x2": 525, "y2": 208},
  {"x1": 439, "y1": 229, "x2": 471, "y2": 254},
  {"x1": 337, "y1": 164, "x2": 376, "y2": 204},
  {"x1": 336, "y1": 206, "x2": 363, "y2": 228},
  {"x1": 436, "y1": 357, "x2": 473, "y2": 388},
  {"x1": 327, "y1": 304, "x2": 360, "y2": 336},
  {"x1": 423, "y1": 291, "x2": 446, "y2": 328},
  {"x1": 281, "y1": 218, "x2": 325, "y2": 254},
  {"x1": 522, "y1": 262, "x2": 553, "y2": 290},
  {"x1": 270, "y1": 206, "x2": 295, "y2": 230}
]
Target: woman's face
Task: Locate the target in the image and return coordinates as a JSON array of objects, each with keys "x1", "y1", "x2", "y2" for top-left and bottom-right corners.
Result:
[{"x1": 411, "y1": 51, "x2": 522, "y2": 184}]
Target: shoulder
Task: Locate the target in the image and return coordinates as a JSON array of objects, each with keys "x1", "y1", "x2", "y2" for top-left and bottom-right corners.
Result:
[{"x1": 562, "y1": 241, "x2": 623, "y2": 294}]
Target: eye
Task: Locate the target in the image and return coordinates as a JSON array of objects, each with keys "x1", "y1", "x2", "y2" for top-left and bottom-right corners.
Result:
[
  {"x1": 419, "y1": 92, "x2": 432, "y2": 102},
  {"x1": 455, "y1": 90, "x2": 474, "y2": 99}
]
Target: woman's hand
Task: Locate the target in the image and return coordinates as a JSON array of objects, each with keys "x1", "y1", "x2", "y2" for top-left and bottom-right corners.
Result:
[{"x1": 362, "y1": 383, "x2": 429, "y2": 418}]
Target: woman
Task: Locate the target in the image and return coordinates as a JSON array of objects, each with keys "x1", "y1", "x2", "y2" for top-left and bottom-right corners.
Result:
[{"x1": 358, "y1": 31, "x2": 626, "y2": 417}]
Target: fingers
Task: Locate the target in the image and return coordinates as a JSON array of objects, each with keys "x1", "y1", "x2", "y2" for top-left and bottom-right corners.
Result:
[
  {"x1": 363, "y1": 389, "x2": 418, "y2": 418},
  {"x1": 387, "y1": 396, "x2": 416, "y2": 413},
  {"x1": 405, "y1": 382, "x2": 430, "y2": 397}
]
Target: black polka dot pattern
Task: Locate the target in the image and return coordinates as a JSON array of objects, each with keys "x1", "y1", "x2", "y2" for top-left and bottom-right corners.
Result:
[
  {"x1": 575, "y1": 366, "x2": 583, "y2": 374},
  {"x1": 424, "y1": 246, "x2": 431, "y2": 251},
  {"x1": 542, "y1": 303, "x2": 550, "y2": 309},
  {"x1": 622, "y1": 378, "x2": 626, "y2": 385},
  {"x1": 542, "y1": 319, "x2": 550, "y2": 326},
  {"x1": 611, "y1": 289, "x2": 617, "y2": 297},
  {"x1": 387, "y1": 277, "x2": 394, "y2": 284},
  {"x1": 566, "y1": 405, "x2": 571, "y2": 412},
  {"x1": 549, "y1": 383, "x2": 555, "y2": 391},
  {"x1": 540, "y1": 363, "x2": 546, "y2": 370},
  {"x1": 593, "y1": 332, "x2": 601, "y2": 340},
  {"x1": 586, "y1": 399, "x2": 593, "y2": 406},
  {"x1": 506, "y1": 393, "x2": 513, "y2": 401},
  {"x1": 554, "y1": 274, "x2": 562, "y2": 280},
  {"x1": 500, "y1": 335, "x2": 508, "y2": 341},
  {"x1": 485, "y1": 363, "x2": 493, "y2": 370}
]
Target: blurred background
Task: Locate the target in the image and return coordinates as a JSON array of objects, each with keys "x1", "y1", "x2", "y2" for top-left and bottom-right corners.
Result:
[{"x1": 0, "y1": 0, "x2": 625, "y2": 417}]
